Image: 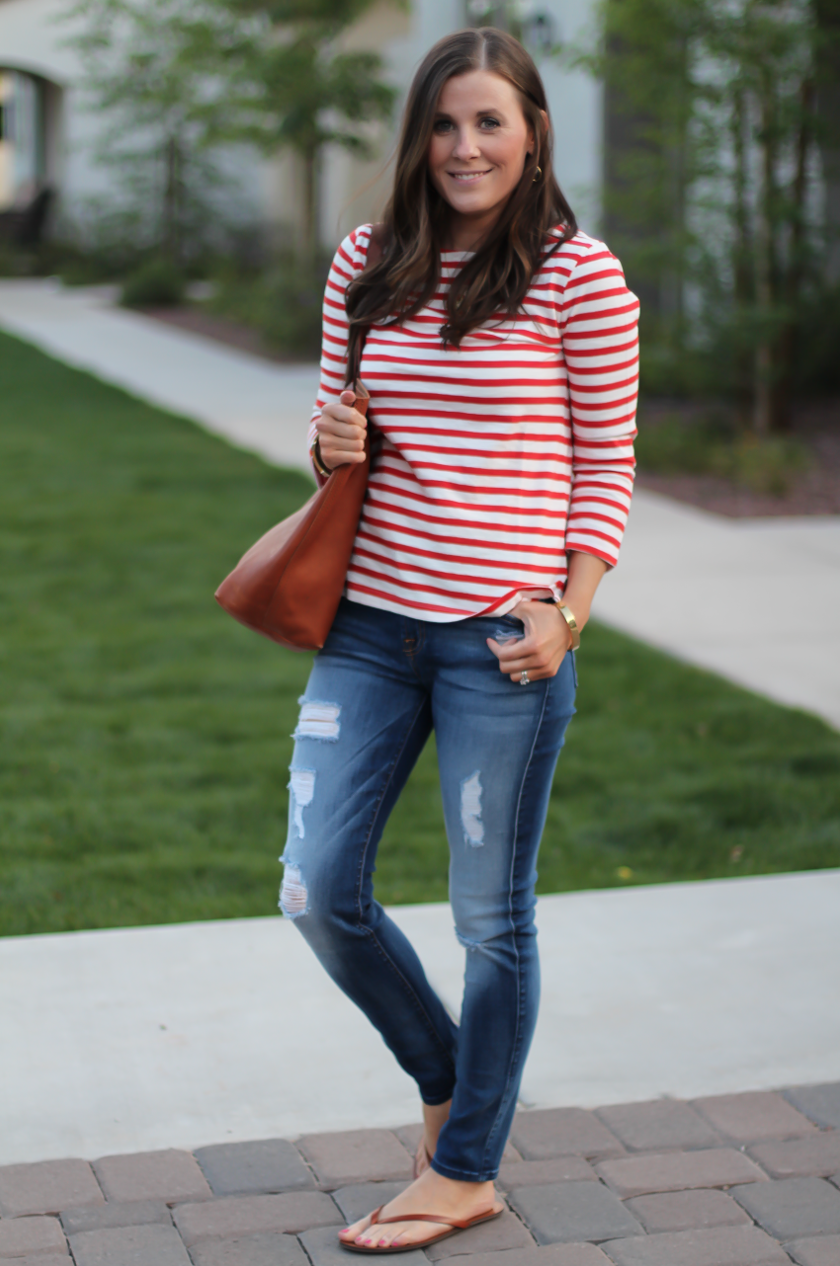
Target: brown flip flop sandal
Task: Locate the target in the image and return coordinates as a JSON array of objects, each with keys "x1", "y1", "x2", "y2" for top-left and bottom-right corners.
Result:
[{"x1": 339, "y1": 1204, "x2": 503, "y2": 1254}]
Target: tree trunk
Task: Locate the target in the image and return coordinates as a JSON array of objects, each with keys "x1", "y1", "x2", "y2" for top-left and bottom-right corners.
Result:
[
  {"x1": 753, "y1": 77, "x2": 780, "y2": 435},
  {"x1": 732, "y1": 86, "x2": 753, "y2": 427},
  {"x1": 163, "y1": 134, "x2": 181, "y2": 266},
  {"x1": 814, "y1": 0, "x2": 840, "y2": 282},
  {"x1": 301, "y1": 147, "x2": 317, "y2": 266},
  {"x1": 773, "y1": 78, "x2": 814, "y2": 430}
]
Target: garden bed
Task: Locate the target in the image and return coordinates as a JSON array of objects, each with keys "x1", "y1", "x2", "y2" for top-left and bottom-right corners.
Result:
[
  {"x1": 637, "y1": 397, "x2": 840, "y2": 518},
  {"x1": 141, "y1": 305, "x2": 840, "y2": 519}
]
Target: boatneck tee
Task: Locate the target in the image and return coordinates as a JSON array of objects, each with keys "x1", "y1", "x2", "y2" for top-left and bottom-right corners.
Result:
[{"x1": 308, "y1": 223, "x2": 640, "y2": 621}]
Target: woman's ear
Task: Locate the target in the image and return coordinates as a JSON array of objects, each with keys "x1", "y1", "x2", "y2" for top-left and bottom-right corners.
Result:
[{"x1": 527, "y1": 110, "x2": 549, "y2": 162}]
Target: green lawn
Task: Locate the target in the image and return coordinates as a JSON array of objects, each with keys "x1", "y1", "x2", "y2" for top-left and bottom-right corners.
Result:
[{"x1": 1, "y1": 329, "x2": 838, "y2": 937}]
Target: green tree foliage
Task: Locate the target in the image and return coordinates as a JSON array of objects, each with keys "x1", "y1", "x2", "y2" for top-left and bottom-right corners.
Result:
[
  {"x1": 64, "y1": 0, "x2": 396, "y2": 265},
  {"x1": 64, "y1": 0, "x2": 244, "y2": 264},
  {"x1": 581, "y1": 0, "x2": 837, "y2": 431},
  {"x1": 223, "y1": 0, "x2": 397, "y2": 259}
]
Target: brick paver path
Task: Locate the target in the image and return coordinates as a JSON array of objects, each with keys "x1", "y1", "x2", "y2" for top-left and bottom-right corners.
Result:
[{"x1": 1, "y1": 1085, "x2": 839, "y2": 1265}]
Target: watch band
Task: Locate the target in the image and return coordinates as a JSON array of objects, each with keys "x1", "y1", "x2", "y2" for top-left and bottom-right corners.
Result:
[
  {"x1": 310, "y1": 437, "x2": 332, "y2": 479},
  {"x1": 555, "y1": 601, "x2": 580, "y2": 650}
]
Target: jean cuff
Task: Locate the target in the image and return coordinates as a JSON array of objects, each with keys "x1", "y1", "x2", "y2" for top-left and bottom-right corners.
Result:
[{"x1": 430, "y1": 1156, "x2": 497, "y2": 1183}]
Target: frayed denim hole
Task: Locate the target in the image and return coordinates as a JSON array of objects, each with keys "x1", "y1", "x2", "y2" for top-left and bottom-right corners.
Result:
[
  {"x1": 279, "y1": 862, "x2": 308, "y2": 919},
  {"x1": 292, "y1": 699, "x2": 341, "y2": 742},
  {"x1": 460, "y1": 770, "x2": 484, "y2": 848},
  {"x1": 288, "y1": 767, "x2": 316, "y2": 838}
]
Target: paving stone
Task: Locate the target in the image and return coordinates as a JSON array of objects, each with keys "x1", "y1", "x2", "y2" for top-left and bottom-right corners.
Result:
[
  {"x1": 0, "y1": 1160, "x2": 104, "y2": 1217},
  {"x1": 749, "y1": 1132, "x2": 840, "y2": 1178},
  {"x1": 173, "y1": 1191, "x2": 340, "y2": 1245},
  {"x1": 731, "y1": 1175, "x2": 840, "y2": 1239},
  {"x1": 12, "y1": 1256, "x2": 70, "y2": 1265},
  {"x1": 786, "y1": 1233, "x2": 840, "y2": 1266},
  {"x1": 595, "y1": 1100, "x2": 722, "y2": 1153},
  {"x1": 424, "y1": 1209, "x2": 534, "y2": 1260},
  {"x1": 295, "y1": 1130, "x2": 413, "y2": 1188},
  {"x1": 602, "y1": 1224, "x2": 792, "y2": 1266},
  {"x1": 188, "y1": 1232, "x2": 309, "y2": 1266},
  {"x1": 692, "y1": 1091, "x2": 819, "y2": 1143},
  {"x1": 69, "y1": 1223, "x2": 192, "y2": 1266},
  {"x1": 60, "y1": 1202, "x2": 171, "y2": 1235},
  {"x1": 330, "y1": 1182, "x2": 408, "y2": 1224},
  {"x1": 510, "y1": 1109, "x2": 625, "y2": 1162},
  {"x1": 596, "y1": 1148, "x2": 768, "y2": 1199},
  {"x1": 0, "y1": 1216, "x2": 67, "y2": 1257},
  {"x1": 299, "y1": 1224, "x2": 427, "y2": 1265},
  {"x1": 93, "y1": 1150, "x2": 212, "y2": 1204},
  {"x1": 436, "y1": 1247, "x2": 612, "y2": 1266},
  {"x1": 625, "y1": 1189, "x2": 751, "y2": 1233},
  {"x1": 193, "y1": 1139, "x2": 315, "y2": 1196},
  {"x1": 498, "y1": 1157, "x2": 598, "y2": 1188},
  {"x1": 784, "y1": 1083, "x2": 840, "y2": 1130},
  {"x1": 508, "y1": 1181, "x2": 643, "y2": 1245}
]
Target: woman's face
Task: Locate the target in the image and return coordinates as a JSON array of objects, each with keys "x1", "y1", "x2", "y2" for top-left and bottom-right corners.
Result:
[{"x1": 427, "y1": 69, "x2": 535, "y2": 232}]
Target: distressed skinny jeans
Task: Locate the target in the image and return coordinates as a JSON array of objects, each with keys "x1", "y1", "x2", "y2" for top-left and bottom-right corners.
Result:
[{"x1": 280, "y1": 597, "x2": 576, "y2": 1182}]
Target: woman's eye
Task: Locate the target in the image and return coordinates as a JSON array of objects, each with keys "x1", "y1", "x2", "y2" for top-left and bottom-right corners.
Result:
[
  {"x1": 480, "y1": 117, "x2": 500, "y2": 129},
  {"x1": 433, "y1": 119, "x2": 453, "y2": 132}
]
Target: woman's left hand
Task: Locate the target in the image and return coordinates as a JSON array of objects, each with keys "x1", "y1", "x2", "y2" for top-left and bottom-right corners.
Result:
[{"x1": 487, "y1": 599, "x2": 573, "y2": 684}]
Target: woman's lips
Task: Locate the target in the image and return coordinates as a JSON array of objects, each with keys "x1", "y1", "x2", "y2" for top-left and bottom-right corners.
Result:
[{"x1": 447, "y1": 170, "x2": 492, "y2": 183}]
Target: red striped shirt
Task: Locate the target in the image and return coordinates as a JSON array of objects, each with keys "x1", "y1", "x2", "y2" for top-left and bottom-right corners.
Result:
[{"x1": 309, "y1": 224, "x2": 640, "y2": 620}]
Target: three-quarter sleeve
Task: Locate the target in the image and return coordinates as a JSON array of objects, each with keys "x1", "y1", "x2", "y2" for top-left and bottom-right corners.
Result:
[
  {"x1": 560, "y1": 242, "x2": 640, "y2": 567},
  {"x1": 307, "y1": 224, "x2": 373, "y2": 485}
]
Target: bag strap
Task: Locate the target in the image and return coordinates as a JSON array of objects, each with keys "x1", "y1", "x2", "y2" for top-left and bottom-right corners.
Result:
[
  {"x1": 366, "y1": 221, "x2": 386, "y2": 272},
  {"x1": 346, "y1": 222, "x2": 386, "y2": 385}
]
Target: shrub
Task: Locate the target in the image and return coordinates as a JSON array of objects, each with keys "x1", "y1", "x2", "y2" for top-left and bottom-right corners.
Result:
[
  {"x1": 208, "y1": 251, "x2": 329, "y2": 358},
  {"x1": 120, "y1": 258, "x2": 186, "y2": 307},
  {"x1": 636, "y1": 414, "x2": 810, "y2": 496}
]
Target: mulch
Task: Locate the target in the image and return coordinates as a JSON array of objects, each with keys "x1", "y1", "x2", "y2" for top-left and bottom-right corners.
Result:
[
  {"x1": 142, "y1": 305, "x2": 840, "y2": 519},
  {"x1": 139, "y1": 305, "x2": 302, "y2": 365},
  {"x1": 637, "y1": 397, "x2": 840, "y2": 519}
]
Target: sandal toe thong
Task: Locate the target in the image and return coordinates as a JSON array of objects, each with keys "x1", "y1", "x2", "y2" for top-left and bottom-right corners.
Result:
[{"x1": 339, "y1": 1204, "x2": 503, "y2": 1255}]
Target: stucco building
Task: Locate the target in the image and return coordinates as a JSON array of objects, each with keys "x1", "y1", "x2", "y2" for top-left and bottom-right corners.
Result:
[{"x1": 0, "y1": 0, "x2": 607, "y2": 248}]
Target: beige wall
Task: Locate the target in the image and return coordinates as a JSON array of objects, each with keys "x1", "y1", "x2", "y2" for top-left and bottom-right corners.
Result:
[{"x1": 0, "y1": 0, "x2": 608, "y2": 247}]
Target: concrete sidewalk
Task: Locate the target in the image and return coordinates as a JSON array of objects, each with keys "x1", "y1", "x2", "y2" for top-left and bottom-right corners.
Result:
[
  {"x1": 1, "y1": 278, "x2": 837, "y2": 730},
  {"x1": 0, "y1": 279, "x2": 319, "y2": 472},
  {"x1": 592, "y1": 496, "x2": 840, "y2": 732},
  {"x1": 2, "y1": 872, "x2": 839, "y2": 1166}
]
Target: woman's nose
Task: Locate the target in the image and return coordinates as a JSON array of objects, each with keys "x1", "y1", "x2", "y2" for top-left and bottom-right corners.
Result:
[{"x1": 452, "y1": 127, "x2": 481, "y2": 160}]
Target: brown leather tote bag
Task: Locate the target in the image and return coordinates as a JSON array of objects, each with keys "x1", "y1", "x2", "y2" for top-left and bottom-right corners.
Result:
[
  {"x1": 214, "y1": 230, "x2": 383, "y2": 651},
  {"x1": 214, "y1": 381, "x2": 370, "y2": 651}
]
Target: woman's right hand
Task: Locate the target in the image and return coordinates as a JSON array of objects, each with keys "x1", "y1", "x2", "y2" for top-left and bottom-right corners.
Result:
[{"x1": 315, "y1": 389, "x2": 367, "y2": 470}]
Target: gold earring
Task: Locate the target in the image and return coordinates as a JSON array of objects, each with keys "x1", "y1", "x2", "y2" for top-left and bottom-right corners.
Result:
[{"x1": 532, "y1": 165, "x2": 543, "y2": 183}]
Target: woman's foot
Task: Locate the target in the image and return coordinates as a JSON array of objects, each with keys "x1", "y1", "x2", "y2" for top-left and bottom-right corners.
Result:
[
  {"x1": 414, "y1": 1099, "x2": 452, "y2": 1177},
  {"x1": 338, "y1": 1166, "x2": 503, "y2": 1251}
]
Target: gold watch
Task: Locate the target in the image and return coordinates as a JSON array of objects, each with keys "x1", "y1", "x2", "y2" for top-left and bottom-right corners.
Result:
[
  {"x1": 310, "y1": 437, "x2": 332, "y2": 479},
  {"x1": 554, "y1": 601, "x2": 580, "y2": 650}
]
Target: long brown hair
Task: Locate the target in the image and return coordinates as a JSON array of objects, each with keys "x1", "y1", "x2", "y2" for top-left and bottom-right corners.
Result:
[{"x1": 345, "y1": 27, "x2": 577, "y2": 376}]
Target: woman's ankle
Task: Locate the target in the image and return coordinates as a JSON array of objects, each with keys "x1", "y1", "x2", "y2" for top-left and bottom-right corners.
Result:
[{"x1": 422, "y1": 1098, "x2": 452, "y2": 1155}]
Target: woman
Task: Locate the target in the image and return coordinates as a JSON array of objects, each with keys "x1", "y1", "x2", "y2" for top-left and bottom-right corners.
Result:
[{"x1": 281, "y1": 26, "x2": 639, "y2": 1256}]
